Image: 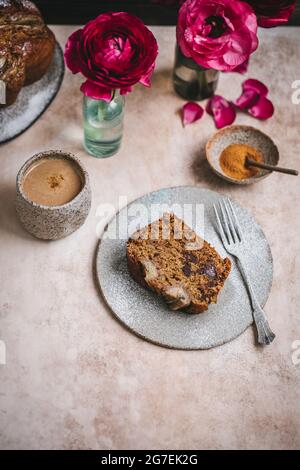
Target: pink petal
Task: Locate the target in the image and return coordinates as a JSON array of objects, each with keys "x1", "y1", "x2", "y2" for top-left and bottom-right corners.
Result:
[
  {"x1": 120, "y1": 86, "x2": 133, "y2": 96},
  {"x1": 64, "y1": 29, "x2": 83, "y2": 74},
  {"x1": 206, "y1": 95, "x2": 236, "y2": 129},
  {"x1": 139, "y1": 74, "x2": 151, "y2": 87},
  {"x1": 259, "y1": 15, "x2": 291, "y2": 28},
  {"x1": 139, "y1": 63, "x2": 155, "y2": 87},
  {"x1": 248, "y1": 96, "x2": 274, "y2": 120},
  {"x1": 235, "y1": 89, "x2": 260, "y2": 109},
  {"x1": 243, "y1": 79, "x2": 269, "y2": 97},
  {"x1": 258, "y1": 3, "x2": 296, "y2": 28},
  {"x1": 232, "y1": 58, "x2": 249, "y2": 74},
  {"x1": 182, "y1": 102, "x2": 204, "y2": 126},
  {"x1": 80, "y1": 80, "x2": 112, "y2": 102}
]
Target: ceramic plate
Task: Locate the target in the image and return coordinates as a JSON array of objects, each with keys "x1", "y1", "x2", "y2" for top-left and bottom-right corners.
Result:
[
  {"x1": 96, "y1": 186, "x2": 273, "y2": 350},
  {"x1": 0, "y1": 42, "x2": 64, "y2": 144}
]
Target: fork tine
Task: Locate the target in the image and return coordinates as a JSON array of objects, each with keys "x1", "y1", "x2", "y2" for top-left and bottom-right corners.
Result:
[
  {"x1": 224, "y1": 199, "x2": 238, "y2": 243},
  {"x1": 213, "y1": 204, "x2": 228, "y2": 246},
  {"x1": 228, "y1": 199, "x2": 243, "y2": 241},
  {"x1": 219, "y1": 200, "x2": 233, "y2": 244}
]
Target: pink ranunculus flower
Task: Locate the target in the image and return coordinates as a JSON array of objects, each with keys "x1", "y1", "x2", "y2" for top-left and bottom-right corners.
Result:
[
  {"x1": 245, "y1": 1, "x2": 296, "y2": 27},
  {"x1": 176, "y1": 0, "x2": 259, "y2": 72},
  {"x1": 64, "y1": 12, "x2": 158, "y2": 101}
]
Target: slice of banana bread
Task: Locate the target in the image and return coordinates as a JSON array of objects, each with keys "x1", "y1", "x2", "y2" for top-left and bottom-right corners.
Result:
[{"x1": 126, "y1": 213, "x2": 231, "y2": 314}]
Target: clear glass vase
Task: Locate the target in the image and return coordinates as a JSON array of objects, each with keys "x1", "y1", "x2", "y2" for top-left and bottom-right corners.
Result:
[
  {"x1": 173, "y1": 46, "x2": 219, "y2": 101},
  {"x1": 83, "y1": 91, "x2": 125, "y2": 158}
]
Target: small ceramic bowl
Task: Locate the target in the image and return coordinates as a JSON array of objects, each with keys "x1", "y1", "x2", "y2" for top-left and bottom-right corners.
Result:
[
  {"x1": 16, "y1": 150, "x2": 91, "y2": 240},
  {"x1": 206, "y1": 125, "x2": 279, "y2": 185}
]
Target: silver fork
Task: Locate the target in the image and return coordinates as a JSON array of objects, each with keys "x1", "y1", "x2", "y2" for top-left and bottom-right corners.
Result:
[{"x1": 214, "y1": 199, "x2": 275, "y2": 346}]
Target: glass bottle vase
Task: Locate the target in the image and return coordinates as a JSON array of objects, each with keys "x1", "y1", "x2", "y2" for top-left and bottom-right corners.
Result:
[
  {"x1": 173, "y1": 46, "x2": 219, "y2": 101},
  {"x1": 83, "y1": 91, "x2": 125, "y2": 158}
]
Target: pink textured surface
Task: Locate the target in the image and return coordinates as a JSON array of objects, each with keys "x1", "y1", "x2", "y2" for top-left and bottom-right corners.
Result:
[{"x1": 0, "y1": 26, "x2": 299, "y2": 450}]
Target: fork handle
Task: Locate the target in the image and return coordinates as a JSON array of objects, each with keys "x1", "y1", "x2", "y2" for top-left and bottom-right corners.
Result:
[{"x1": 237, "y1": 258, "x2": 275, "y2": 346}]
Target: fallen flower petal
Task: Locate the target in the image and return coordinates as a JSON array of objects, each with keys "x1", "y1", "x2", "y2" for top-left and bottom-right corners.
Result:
[
  {"x1": 235, "y1": 89, "x2": 260, "y2": 109},
  {"x1": 248, "y1": 95, "x2": 274, "y2": 119},
  {"x1": 206, "y1": 95, "x2": 236, "y2": 129},
  {"x1": 235, "y1": 78, "x2": 272, "y2": 112},
  {"x1": 182, "y1": 102, "x2": 204, "y2": 126},
  {"x1": 242, "y1": 79, "x2": 269, "y2": 97}
]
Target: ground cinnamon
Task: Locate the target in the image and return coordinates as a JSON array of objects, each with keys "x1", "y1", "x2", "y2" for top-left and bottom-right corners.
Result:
[
  {"x1": 220, "y1": 143, "x2": 264, "y2": 180},
  {"x1": 47, "y1": 174, "x2": 65, "y2": 189}
]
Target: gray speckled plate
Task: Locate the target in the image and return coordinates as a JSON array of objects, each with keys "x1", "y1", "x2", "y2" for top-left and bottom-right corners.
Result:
[
  {"x1": 0, "y1": 42, "x2": 64, "y2": 144},
  {"x1": 96, "y1": 186, "x2": 273, "y2": 350}
]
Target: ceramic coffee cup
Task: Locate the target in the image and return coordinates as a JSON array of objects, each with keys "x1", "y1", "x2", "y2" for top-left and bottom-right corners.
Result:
[{"x1": 16, "y1": 150, "x2": 91, "y2": 240}]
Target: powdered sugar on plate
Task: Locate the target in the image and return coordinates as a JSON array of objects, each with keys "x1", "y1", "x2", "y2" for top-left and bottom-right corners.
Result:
[{"x1": 0, "y1": 42, "x2": 64, "y2": 144}]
